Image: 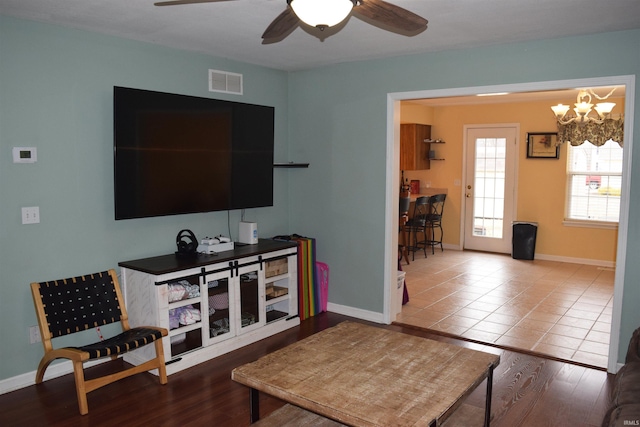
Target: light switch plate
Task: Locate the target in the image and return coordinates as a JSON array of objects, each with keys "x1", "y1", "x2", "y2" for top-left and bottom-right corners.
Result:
[
  {"x1": 13, "y1": 147, "x2": 37, "y2": 163},
  {"x1": 22, "y1": 206, "x2": 40, "y2": 224}
]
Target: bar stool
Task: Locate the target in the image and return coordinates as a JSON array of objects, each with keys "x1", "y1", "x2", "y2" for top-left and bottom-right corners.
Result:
[
  {"x1": 404, "y1": 196, "x2": 429, "y2": 260},
  {"x1": 425, "y1": 194, "x2": 446, "y2": 254}
]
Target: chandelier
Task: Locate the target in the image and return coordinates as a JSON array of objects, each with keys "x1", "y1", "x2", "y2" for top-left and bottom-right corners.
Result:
[
  {"x1": 552, "y1": 87, "x2": 624, "y2": 146},
  {"x1": 288, "y1": 0, "x2": 355, "y2": 30},
  {"x1": 550, "y1": 87, "x2": 618, "y2": 125}
]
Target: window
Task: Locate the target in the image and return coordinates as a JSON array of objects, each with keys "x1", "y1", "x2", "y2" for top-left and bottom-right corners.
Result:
[{"x1": 566, "y1": 139, "x2": 622, "y2": 223}]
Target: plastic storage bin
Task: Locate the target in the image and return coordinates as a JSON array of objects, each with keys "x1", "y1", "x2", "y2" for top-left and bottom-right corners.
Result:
[
  {"x1": 316, "y1": 262, "x2": 329, "y2": 313},
  {"x1": 512, "y1": 222, "x2": 538, "y2": 260}
]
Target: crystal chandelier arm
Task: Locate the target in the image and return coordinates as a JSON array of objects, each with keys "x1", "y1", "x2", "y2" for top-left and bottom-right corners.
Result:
[
  {"x1": 587, "y1": 87, "x2": 616, "y2": 100},
  {"x1": 555, "y1": 116, "x2": 603, "y2": 125}
]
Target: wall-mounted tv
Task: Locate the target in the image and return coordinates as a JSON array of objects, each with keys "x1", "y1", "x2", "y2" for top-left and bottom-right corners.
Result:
[{"x1": 114, "y1": 87, "x2": 274, "y2": 220}]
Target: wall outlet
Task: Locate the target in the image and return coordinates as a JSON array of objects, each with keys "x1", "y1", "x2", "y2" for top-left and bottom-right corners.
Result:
[{"x1": 29, "y1": 325, "x2": 41, "y2": 344}]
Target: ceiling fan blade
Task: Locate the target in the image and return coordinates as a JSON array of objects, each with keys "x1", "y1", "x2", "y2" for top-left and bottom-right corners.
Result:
[
  {"x1": 262, "y1": 8, "x2": 300, "y2": 41},
  {"x1": 354, "y1": 0, "x2": 427, "y2": 32},
  {"x1": 154, "y1": 0, "x2": 235, "y2": 6}
]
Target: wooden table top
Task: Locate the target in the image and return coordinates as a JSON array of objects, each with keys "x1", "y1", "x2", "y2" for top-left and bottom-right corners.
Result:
[{"x1": 232, "y1": 321, "x2": 500, "y2": 426}]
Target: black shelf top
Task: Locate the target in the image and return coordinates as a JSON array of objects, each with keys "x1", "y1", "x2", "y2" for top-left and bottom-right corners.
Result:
[
  {"x1": 273, "y1": 162, "x2": 309, "y2": 168},
  {"x1": 118, "y1": 239, "x2": 297, "y2": 275}
]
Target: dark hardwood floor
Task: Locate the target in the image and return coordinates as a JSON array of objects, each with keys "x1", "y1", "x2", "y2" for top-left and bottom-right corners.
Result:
[{"x1": 0, "y1": 313, "x2": 614, "y2": 426}]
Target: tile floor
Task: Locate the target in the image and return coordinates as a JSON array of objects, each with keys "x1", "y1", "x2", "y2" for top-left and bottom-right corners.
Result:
[{"x1": 396, "y1": 250, "x2": 614, "y2": 369}]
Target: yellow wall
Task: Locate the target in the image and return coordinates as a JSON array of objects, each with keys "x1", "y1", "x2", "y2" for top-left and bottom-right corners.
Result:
[{"x1": 400, "y1": 98, "x2": 624, "y2": 263}]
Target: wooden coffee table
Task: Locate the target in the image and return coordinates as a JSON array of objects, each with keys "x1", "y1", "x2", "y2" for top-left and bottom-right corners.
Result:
[{"x1": 232, "y1": 321, "x2": 500, "y2": 426}]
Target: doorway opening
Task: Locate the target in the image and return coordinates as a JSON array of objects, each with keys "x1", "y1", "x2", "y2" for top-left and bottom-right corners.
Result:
[{"x1": 385, "y1": 76, "x2": 635, "y2": 373}]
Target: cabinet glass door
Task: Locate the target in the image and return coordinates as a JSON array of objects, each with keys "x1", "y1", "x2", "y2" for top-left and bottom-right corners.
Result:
[
  {"x1": 204, "y1": 269, "x2": 233, "y2": 344},
  {"x1": 237, "y1": 264, "x2": 264, "y2": 334}
]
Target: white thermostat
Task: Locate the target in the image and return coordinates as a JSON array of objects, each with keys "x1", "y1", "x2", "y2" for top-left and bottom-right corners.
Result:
[{"x1": 13, "y1": 147, "x2": 37, "y2": 163}]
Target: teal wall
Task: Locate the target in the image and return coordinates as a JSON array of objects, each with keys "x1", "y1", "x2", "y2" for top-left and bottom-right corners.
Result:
[
  {"x1": 287, "y1": 30, "x2": 640, "y2": 360},
  {"x1": 0, "y1": 16, "x2": 290, "y2": 380},
  {"x1": 1, "y1": 13, "x2": 639, "y2": 382}
]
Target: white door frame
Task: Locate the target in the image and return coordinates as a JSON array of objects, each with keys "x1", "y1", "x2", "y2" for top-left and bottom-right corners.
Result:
[{"x1": 384, "y1": 75, "x2": 635, "y2": 373}]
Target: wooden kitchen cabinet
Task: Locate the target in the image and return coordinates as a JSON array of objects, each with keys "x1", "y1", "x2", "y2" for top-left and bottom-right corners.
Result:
[{"x1": 400, "y1": 124, "x2": 432, "y2": 170}]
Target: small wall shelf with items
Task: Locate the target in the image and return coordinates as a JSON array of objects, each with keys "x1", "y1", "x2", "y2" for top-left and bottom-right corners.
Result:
[
  {"x1": 119, "y1": 239, "x2": 298, "y2": 375},
  {"x1": 424, "y1": 139, "x2": 445, "y2": 161}
]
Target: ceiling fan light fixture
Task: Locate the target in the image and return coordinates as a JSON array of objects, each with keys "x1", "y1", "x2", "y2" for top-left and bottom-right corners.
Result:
[{"x1": 289, "y1": 0, "x2": 354, "y2": 29}]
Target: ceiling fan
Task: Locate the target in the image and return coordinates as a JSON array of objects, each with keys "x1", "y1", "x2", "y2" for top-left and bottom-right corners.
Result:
[{"x1": 154, "y1": 0, "x2": 428, "y2": 42}]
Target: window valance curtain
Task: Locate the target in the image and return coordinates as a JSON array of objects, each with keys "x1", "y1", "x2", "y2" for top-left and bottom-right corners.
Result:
[{"x1": 557, "y1": 118, "x2": 624, "y2": 147}]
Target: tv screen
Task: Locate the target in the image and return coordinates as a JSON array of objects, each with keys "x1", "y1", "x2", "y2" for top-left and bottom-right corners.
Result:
[{"x1": 114, "y1": 87, "x2": 274, "y2": 220}]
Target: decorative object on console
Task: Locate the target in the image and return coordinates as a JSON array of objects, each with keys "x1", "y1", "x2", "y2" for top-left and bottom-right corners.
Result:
[
  {"x1": 551, "y1": 87, "x2": 624, "y2": 146},
  {"x1": 197, "y1": 236, "x2": 235, "y2": 254},
  {"x1": 239, "y1": 221, "x2": 258, "y2": 244},
  {"x1": 176, "y1": 229, "x2": 198, "y2": 257}
]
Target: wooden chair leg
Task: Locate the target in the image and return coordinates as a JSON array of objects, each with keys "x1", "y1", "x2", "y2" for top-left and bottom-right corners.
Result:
[
  {"x1": 72, "y1": 360, "x2": 89, "y2": 415},
  {"x1": 35, "y1": 356, "x2": 53, "y2": 384},
  {"x1": 154, "y1": 339, "x2": 168, "y2": 385}
]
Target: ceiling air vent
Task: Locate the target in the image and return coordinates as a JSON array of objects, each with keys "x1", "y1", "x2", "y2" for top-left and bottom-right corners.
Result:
[{"x1": 209, "y1": 69, "x2": 243, "y2": 95}]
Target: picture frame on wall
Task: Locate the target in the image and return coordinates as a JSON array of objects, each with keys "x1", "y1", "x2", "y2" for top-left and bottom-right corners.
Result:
[{"x1": 527, "y1": 132, "x2": 559, "y2": 159}]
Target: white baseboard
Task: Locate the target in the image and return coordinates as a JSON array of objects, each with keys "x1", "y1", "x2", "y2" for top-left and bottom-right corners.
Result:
[
  {"x1": 0, "y1": 358, "x2": 108, "y2": 395},
  {"x1": 533, "y1": 252, "x2": 615, "y2": 268},
  {"x1": 444, "y1": 245, "x2": 614, "y2": 268},
  {"x1": 326, "y1": 303, "x2": 385, "y2": 324}
]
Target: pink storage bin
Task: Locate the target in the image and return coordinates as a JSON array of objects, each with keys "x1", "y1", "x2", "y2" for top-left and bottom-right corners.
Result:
[{"x1": 316, "y1": 262, "x2": 329, "y2": 313}]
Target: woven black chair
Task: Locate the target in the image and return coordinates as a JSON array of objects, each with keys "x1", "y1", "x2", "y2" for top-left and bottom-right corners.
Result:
[{"x1": 30, "y1": 269, "x2": 168, "y2": 415}]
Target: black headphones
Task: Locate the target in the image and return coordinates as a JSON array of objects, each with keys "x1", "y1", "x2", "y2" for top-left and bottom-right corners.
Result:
[{"x1": 176, "y1": 229, "x2": 198, "y2": 256}]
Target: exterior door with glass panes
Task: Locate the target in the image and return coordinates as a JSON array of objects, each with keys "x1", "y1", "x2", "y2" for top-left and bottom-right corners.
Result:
[
  {"x1": 464, "y1": 125, "x2": 518, "y2": 253},
  {"x1": 203, "y1": 268, "x2": 234, "y2": 346},
  {"x1": 235, "y1": 262, "x2": 265, "y2": 335}
]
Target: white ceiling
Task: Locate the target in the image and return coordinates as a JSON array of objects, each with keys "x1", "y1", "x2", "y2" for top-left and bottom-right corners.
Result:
[{"x1": 1, "y1": 0, "x2": 640, "y2": 72}]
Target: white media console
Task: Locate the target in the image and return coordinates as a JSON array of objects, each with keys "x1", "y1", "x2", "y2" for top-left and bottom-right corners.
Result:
[{"x1": 119, "y1": 239, "x2": 299, "y2": 375}]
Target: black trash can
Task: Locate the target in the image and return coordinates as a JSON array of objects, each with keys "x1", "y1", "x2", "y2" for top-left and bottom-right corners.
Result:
[{"x1": 512, "y1": 222, "x2": 538, "y2": 260}]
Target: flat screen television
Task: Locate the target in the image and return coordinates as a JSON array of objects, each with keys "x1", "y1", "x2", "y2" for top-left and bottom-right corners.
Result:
[{"x1": 114, "y1": 87, "x2": 274, "y2": 220}]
